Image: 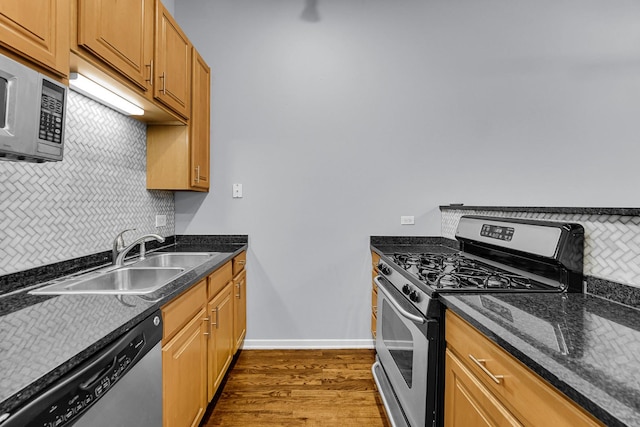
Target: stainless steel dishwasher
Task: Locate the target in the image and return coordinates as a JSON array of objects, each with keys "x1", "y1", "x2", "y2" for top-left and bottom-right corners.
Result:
[{"x1": 2, "y1": 310, "x2": 163, "y2": 427}]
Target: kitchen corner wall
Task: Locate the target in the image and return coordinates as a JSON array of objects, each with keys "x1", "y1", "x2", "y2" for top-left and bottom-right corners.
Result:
[
  {"x1": 173, "y1": 0, "x2": 640, "y2": 346},
  {"x1": 0, "y1": 91, "x2": 175, "y2": 276},
  {"x1": 442, "y1": 210, "x2": 640, "y2": 290}
]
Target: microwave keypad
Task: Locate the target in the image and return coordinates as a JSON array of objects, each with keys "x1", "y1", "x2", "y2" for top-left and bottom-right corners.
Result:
[{"x1": 39, "y1": 93, "x2": 63, "y2": 144}]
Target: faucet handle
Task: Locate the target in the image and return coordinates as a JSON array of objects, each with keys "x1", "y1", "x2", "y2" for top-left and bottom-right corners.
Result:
[{"x1": 114, "y1": 228, "x2": 136, "y2": 250}]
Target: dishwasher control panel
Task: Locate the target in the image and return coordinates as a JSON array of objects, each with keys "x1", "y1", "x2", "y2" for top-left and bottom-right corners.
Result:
[
  {"x1": 37, "y1": 334, "x2": 143, "y2": 427},
  {"x1": 2, "y1": 312, "x2": 162, "y2": 427}
]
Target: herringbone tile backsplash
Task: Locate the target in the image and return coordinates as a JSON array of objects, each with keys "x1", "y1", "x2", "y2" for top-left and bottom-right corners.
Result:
[
  {"x1": 0, "y1": 92, "x2": 174, "y2": 275},
  {"x1": 442, "y1": 210, "x2": 640, "y2": 289}
]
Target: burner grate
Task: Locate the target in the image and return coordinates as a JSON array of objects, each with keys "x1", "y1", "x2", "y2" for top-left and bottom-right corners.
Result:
[{"x1": 392, "y1": 252, "x2": 537, "y2": 291}]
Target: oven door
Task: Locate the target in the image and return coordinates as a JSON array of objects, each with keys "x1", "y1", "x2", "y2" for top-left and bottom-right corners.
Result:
[{"x1": 373, "y1": 276, "x2": 440, "y2": 427}]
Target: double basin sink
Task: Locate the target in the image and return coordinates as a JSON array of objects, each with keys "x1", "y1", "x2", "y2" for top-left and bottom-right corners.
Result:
[{"x1": 31, "y1": 252, "x2": 222, "y2": 296}]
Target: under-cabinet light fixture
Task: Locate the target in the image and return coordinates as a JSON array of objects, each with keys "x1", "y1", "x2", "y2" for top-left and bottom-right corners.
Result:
[{"x1": 69, "y1": 72, "x2": 144, "y2": 116}]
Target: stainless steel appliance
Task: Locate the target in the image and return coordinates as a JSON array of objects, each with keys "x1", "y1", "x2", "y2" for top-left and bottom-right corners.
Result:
[
  {"x1": 0, "y1": 52, "x2": 67, "y2": 163},
  {"x1": 372, "y1": 215, "x2": 584, "y2": 427},
  {"x1": 2, "y1": 311, "x2": 162, "y2": 427}
]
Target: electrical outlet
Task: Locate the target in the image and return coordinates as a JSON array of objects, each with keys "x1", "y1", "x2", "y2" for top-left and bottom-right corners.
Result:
[
  {"x1": 401, "y1": 216, "x2": 415, "y2": 225},
  {"x1": 155, "y1": 214, "x2": 167, "y2": 227},
  {"x1": 233, "y1": 183, "x2": 243, "y2": 198}
]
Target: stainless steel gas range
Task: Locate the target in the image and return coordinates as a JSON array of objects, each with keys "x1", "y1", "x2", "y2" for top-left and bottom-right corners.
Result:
[{"x1": 371, "y1": 215, "x2": 584, "y2": 427}]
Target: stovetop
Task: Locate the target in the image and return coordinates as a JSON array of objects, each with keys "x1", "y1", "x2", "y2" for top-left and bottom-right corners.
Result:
[{"x1": 388, "y1": 252, "x2": 559, "y2": 292}]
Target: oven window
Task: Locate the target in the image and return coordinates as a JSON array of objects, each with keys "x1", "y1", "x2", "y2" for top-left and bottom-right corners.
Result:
[
  {"x1": 0, "y1": 77, "x2": 7, "y2": 128},
  {"x1": 382, "y1": 300, "x2": 413, "y2": 387}
]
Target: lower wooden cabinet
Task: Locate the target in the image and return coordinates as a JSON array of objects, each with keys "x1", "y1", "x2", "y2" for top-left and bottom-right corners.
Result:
[
  {"x1": 162, "y1": 280, "x2": 208, "y2": 427},
  {"x1": 207, "y1": 282, "x2": 234, "y2": 401},
  {"x1": 445, "y1": 311, "x2": 603, "y2": 427},
  {"x1": 162, "y1": 253, "x2": 248, "y2": 426},
  {"x1": 445, "y1": 349, "x2": 522, "y2": 427},
  {"x1": 233, "y1": 268, "x2": 247, "y2": 353}
]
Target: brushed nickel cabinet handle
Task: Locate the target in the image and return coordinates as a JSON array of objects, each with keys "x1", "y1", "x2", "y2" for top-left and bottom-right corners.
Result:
[
  {"x1": 145, "y1": 60, "x2": 153, "y2": 85},
  {"x1": 159, "y1": 72, "x2": 166, "y2": 94},
  {"x1": 235, "y1": 282, "x2": 241, "y2": 298},
  {"x1": 195, "y1": 165, "x2": 200, "y2": 183},
  {"x1": 211, "y1": 307, "x2": 219, "y2": 328},
  {"x1": 237, "y1": 260, "x2": 246, "y2": 266},
  {"x1": 469, "y1": 354, "x2": 504, "y2": 384},
  {"x1": 203, "y1": 317, "x2": 210, "y2": 336}
]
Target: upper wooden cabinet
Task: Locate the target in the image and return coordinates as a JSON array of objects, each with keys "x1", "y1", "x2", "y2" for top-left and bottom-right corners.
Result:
[
  {"x1": 77, "y1": 0, "x2": 153, "y2": 92},
  {"x1": 190, "y1": 49, "x2": 211, "y2": 189},
  {"x1": 154, "y1": 1, "x2": 191, "y2": 119},
  {"x1": 0, "y1": 0, "x2": 69, "y2": 78},
  {"x1": 147, "y1": 46, "x2": 210, "y2": 192}
]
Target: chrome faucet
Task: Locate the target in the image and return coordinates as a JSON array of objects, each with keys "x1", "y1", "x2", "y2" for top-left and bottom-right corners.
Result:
[
  {"x1": 114, "y1": 233, "x2": 165, "y2": 267},
  {"x1": 112, "y1": 229, "x2": 136, "y2": 264}
]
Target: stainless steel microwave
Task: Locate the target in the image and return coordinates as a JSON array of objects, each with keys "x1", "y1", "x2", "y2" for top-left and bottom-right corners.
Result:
[{"x1": 0, "y1": 52, "x2": 67, "y2": 163}]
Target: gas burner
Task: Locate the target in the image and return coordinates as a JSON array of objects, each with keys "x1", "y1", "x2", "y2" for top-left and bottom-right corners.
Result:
[
  {"x1": 390, "y1": 251, "x2": 550, "y2": 291},
  {"x1": 437, "y1": 274, "x2": 461, "y2": 289},
  {"x1": 485, "y1": 274, "x2": 510, "y2": 288}
]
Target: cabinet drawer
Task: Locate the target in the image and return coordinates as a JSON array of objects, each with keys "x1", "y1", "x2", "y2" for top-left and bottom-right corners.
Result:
[
  {"x1": 232, "y1": 251, "x2": 246, "y2": 277},
  {"x1": 445, "y1": 311, "x2": 602, "y2": 427},
  {"x1": 162, "y1": 279, "x2": 206, "y2": 342},
  {"x1": 445, "y1": 349, "x2": 522, "y2": 427},
  {"x1": 208, "y1": 261, "x2": 232, "y2": 300}
]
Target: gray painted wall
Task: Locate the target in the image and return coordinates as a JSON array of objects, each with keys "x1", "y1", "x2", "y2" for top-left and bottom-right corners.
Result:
[{"x1": 174, "y1": 0, "x2": 640, "y2": 346}]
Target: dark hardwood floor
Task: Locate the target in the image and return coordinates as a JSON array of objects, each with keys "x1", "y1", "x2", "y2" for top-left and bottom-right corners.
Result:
[{"x1": 200, "y1": 349, "x2": 391, "y2": 426}]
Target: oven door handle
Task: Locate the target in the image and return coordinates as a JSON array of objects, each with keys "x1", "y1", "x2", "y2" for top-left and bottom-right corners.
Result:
[{"x1": 374, "y1": 276, "x2": 425, "y2": 324}]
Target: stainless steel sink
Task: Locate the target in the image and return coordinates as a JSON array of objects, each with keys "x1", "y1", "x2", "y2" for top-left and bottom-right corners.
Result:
[
  {"x1": 31, "y1": 267, "x2": 186, "y2": 295},
  {"x1": 30, "y1": 252, "x2": 223, "y2": 296},
  {"x1": 132, "y1": 252, "x2": 219, "y2": 268}
]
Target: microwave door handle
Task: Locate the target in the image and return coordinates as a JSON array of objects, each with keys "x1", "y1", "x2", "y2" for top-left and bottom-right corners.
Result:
[{"x1": 374, "y1": 276, "x2": 425, "y2": 324}]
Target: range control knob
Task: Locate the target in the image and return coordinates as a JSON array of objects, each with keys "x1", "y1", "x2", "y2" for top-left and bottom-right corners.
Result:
[
  {"x1": 378, "y1": 262, "x2": 391, "y2": 275},
  {"x1": 409, "y1": 290, "x2": 420, "y2": 303},
  {"x1": 402, "y1": 284, "x2": 411, "y2": 295}
]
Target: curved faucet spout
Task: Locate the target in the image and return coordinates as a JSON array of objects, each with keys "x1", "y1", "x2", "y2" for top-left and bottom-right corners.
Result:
[{"x1": 114, "y1": 233, "x2": 165, "y2": 266}]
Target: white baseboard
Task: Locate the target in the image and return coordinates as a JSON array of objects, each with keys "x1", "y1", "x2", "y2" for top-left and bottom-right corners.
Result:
[{"x1": 242, "y1": 339, "x2": 375, "y2": 350}]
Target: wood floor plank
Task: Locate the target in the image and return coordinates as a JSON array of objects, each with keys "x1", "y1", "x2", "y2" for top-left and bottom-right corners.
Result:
[{"x1": 200, "y1": 349, "x2": 391, "y2": 427}]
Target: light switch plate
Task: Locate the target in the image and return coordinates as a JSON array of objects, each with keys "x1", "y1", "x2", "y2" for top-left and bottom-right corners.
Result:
[
  {"x1": 233, "y1": 183, "x2": 243, "y2": 198},
  {"x1": 155, "y1": 214, "x2": 167, "y2": 227},
  {"x1": 401, "y1": 216, "x2": 415, "y2": 225}
]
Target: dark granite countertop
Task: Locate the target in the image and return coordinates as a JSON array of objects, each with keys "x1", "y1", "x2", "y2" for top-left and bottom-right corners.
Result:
[
  {"x1": 439, "y1": 204, "x2": 640, "y2": 216},
  {"x1": 370, "y1": 236, "x2": 459, "y2": 255},
  {"x1": 0, "y1": 235, "x2": 247, "y2": 416},
  {"x1": 441, "y1": 293, "x2": 640, "y2": 427}
]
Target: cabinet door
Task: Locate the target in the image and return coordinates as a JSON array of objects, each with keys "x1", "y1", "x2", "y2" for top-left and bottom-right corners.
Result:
[
  {"x1": 155, "y1": 0, "x2": 191, "y2": 119},
  {"x1": 207, "y1": 282, "x2": 234, "y2": 401},
  {"x1": 0, "y1": 0, "x2": 69, "y2": 77},
  {"x1": 77, "y1": 0, "x2": 153, "y2": 92},
  {"x1": 163, "y1": 308, "x2": 208, "y2": 427},
  {"x1": 233, "y1": 269, "x2": 247, "y2": 353},
  {"x1": 445, "y1": 349, "x2": 522, "y2": 427},
  {"x1": 190, "y1": 48, "x2": 210, "y2": 189}
]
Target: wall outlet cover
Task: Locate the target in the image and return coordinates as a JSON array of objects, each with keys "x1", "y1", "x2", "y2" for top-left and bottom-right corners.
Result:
[
  {"x1": 401, "y1": 216, "x2": 415, "y2": 225},
  {"x1": 233, "y1": 183, "x2": 243, "y2": 198},
  {"x1": 155, "y1": 214, "x2": 167, "y2": 227}
]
